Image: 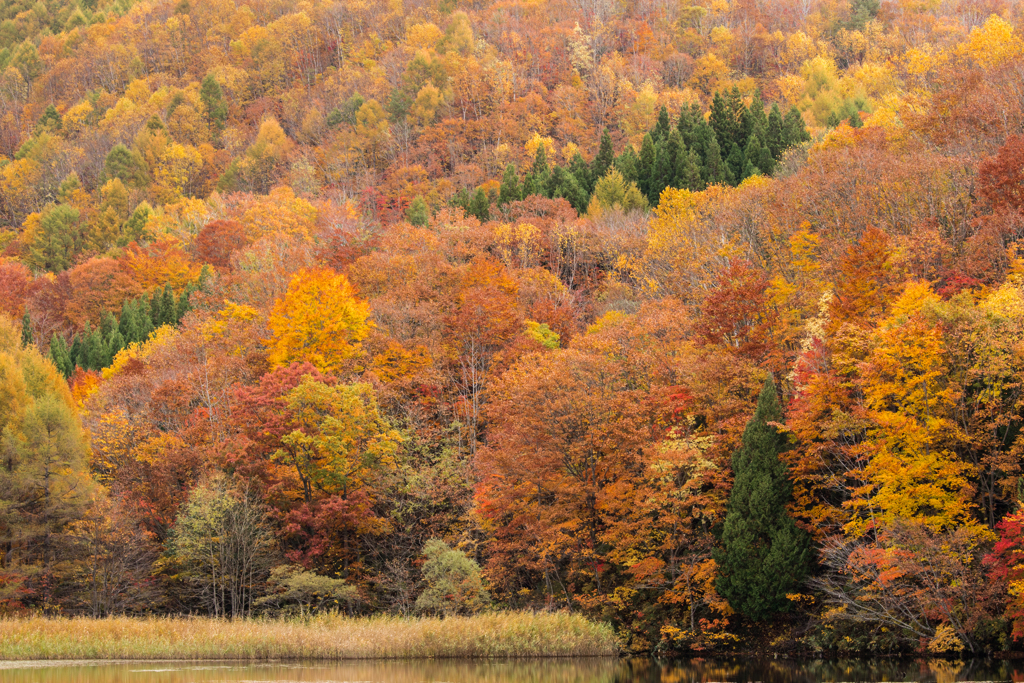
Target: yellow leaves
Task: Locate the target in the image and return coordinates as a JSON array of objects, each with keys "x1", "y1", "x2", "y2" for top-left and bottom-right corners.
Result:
[
  {"x1": 199, "y1": 301, "x2": 261, "y2": 344},
  {"x1": 406, "y1": 22, "x2": 443, "y2": 50},
  {"x1": 267, "y1": 268, "x2": 373, "y2": 374},
  {"x1": 278, "y1": 377, "x2": 400, "y2": 497},
  {"x1": 524, "y1": 132, "x2": 555, "y2": 161},
  {"x1": 104, "y1": 325, "x2": 178, "y2": 378},
  {"x1": 410, "y1": 81, "x2": 442, "y2": 127},
  {"x1": 960, "y1": 15, "x2": 1024, "y2": 70},
  {"x1": 240, "y1": 186, "x2": 318, "y2": 241},
  {"x1": 154, "y1": 143, "x2": 202, "y2": 201}
]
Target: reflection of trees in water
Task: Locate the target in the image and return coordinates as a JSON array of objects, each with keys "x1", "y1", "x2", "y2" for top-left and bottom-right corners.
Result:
[
  {"x1": 611, "y1": 657, "x2": 1020, "y2": 683},
  {"x1": 3, "y1": 658, "x2": 1023, "y2": 683}
]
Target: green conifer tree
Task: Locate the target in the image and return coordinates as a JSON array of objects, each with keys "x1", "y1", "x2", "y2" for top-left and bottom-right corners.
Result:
[
  {"x1": 680, "y1": 148, "x2": 704, "y2": 191},
  {"x1": 498, "y1": 165, "x2": 521, "y2": 206},
  {"x1": 161, "y1": 285, "x2": 176, "y2": 323},
  {"x1": 848, "y1": 111, "x2": 864, "y2": 128},
  {"x1": 49, "y1": 333, "x2": 73, "y2": 378},
  {"x1": 726, "y1": 143, "x2": 745, "y2": 185},
  {"x1": 665, "y1": 129, "x2": 685, "y2": 188},
  {"x1": 744, "y1": 132, "x2": 772, "y2": 177},
  {"x1": 592, "y1": 129, "x2": 614, "y2": 181},
  {"x1": 766, "y1": 103, "x2": 786, "y2": 160},
  {"x1": 714, "y1": 377, "x2": 810, "y2": 622},
  {"x1": 784, "y1": 106, "x2": 811, "y2": 146},
  {"x1": 200, "y1": 74, "x2": 228, "y2": 139},
  {"x1": 614, "y1": 145, "x2": 639, "y2": 184},
  {"x1": 637, "y1": 133, "x2": 657, "y2": 199},
  {"x1": 567, "y1": 152, "x2": 593, "y2": 195},
  {"x1": 469, "y1": 188, "x2": 490, "y2": 222},
  {"x1": 652, "y1": 105, "x2": 672, "y2": 143},
  {"x1": 703, "y1": 136, "x2": 731, "y2": 186}
]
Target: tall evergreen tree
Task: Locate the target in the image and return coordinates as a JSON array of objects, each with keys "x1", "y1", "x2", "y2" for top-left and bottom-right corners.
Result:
[
  {"x1": 551, "y1": 167, "x2": 589, "y2": 214},
  {"x1": 676, "y1": 105, "x2": 695, "y2": 145},
  {"x1": 614, "y1": 145, "x2": 640, "y2": 184},
  {"x1": 745, "y1": 132, "x2": 773, "y2": 177},
  {"x1": 468, "y1": 188, "x2": 490, "y2": 222},
  {"x1": 498, "y1": 164, "x2": 521, "y2": 206},
  {"x1": 21, "y1": 311, "x2": 32, "y2": 348},
  {"x1": 652, "y1": 105, "x2": 671, "y2": 143},
  {"x1": 649, "y1": 142, "x2": 673, "y2": 204},
  {"x1": 714, "y1": 377, "x2": 810, "y2": 622},
  {"x1": 665, "y1": 130, "x2": 685, "y2": 188},
  {"x1": 726, "y1": 143, "x2": 745, "y2": 185},
  {"x1": 680, "y1": 148, "x2": 704, "y2": 191},
  {"x1": 591, "y1": 129, "x2": 614, "y2": 181},
  {"x1": 747, "y1": 92, "x2": 769, "y2": 139},
  {"x1": 150, "y1": 289, "x2": 164, "y2": 328},
  {"x1": 567, "y1": 151, "x2": 594, "y2": 195},
  {"x1": 49, "y1": 333, "x2": 73, "y2": 378},
  {"x1": 525, "y1": 145, "x2": 551, "y2": 198},
  {"x1": 783, "y1": 106, "x2": 811, "y2": 146},
  {"x1": 200, "y1": 74, "x2": 228, "y2": 138},
  {"x1": 766, "y1": 103, "x2": 786, "y2": 160},
  {"x1": 637, "y1": 133, "x2": 657, "y2": 199},
  {"x1": 703, "y1": 136, "x2": 731, "y2": 186},
  {"x1": 176, "y1": 289, "x2": 192, "y2": 323}
]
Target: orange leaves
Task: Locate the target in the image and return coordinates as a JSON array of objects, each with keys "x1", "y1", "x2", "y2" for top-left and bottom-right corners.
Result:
[
  {"x1": 267, "y1": 268, "x2": 372, "y2": 375},
  {"x1": 122, "y1": 239, "x2": 202, "y2": 291}
]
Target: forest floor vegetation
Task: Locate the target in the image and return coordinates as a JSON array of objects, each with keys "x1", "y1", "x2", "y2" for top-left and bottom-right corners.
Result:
[{"x1": 0, "y1": 612, "x2": 617, "y2": 660}]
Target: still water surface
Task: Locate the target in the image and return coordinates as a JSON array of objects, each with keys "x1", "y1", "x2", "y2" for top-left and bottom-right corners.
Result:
[{"x1": 0, "y1": 658, "x2": 1021, "y2": 683}]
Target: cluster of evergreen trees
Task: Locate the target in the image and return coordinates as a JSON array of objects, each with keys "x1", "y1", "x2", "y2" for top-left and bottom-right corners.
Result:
[
  {"x1": 451, "y1": 88, "x2": 812, "y2": 219},
  {"x1": 45, "y1": 284, "x2": 194, "y2": 377}
]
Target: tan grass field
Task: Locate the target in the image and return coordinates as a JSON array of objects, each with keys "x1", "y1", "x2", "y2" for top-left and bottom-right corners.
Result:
[{"x1": 0, "y1": 612, "x2": 618, "y2": 660}]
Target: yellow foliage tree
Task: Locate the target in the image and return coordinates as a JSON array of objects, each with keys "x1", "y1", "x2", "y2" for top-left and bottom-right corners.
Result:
[{"x1": 267, "y1": 268, "x2": 372, "y2": 374}]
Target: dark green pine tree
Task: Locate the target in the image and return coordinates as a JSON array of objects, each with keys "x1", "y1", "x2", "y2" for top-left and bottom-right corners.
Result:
[
  {"x1": 676, "y1": 105, "x2": 695, "y2": 146},
  {"x1": 714, "y1": 377, "x2": 810, "y2": 622},
  {"x1": 680, "y1": 148, "x2": 704, "y2": 191},
  {"x1": 21, "y1": 311, "x2": 33, "y2": 348},
  {"x1": 703, "y1": 136, "x2": 731, "y2": 186},
  {"x1": 614, "y1": 145, "x2": 640, "y2": 184},
  {"x1": 150, "y1": 289, "x2": 164, "y2": 328},
  {"x1": 567, "y1": 151, "x2": 593, "y2": 195},
  {"x1": 648, "y1": 142, "x2": 673, "y2": 204},
  {"x1": 551, "y1": 167, "x2": 589, "y2": 214},
  {"x1": 652, "y1": 105, "x2": 671, "y2": 143},
  {"x1": 119, "y1": 299, "x2": 140, "y2": 342},
  {"x1": 848, "y1": 111, "x2": 864, "y2": 128},
  {"x1": 106, "y1": 328, "x2": 126, "y2": 367},
  {"x1": 162, "y1": 285, "x2": 176, "y2": 326},
  {"x1": 469, "y1": 188, "x2": 490, "y2": 222},
  {"x1": 176, "y1": 288, "x2": 192, "y2": 323},
  {"x1": 200, "y1": 74, "x2": 228, "y2": 138},
  {"x1": 100, "y1": 310, "x2": 117, "y2": 340},
  {"x1": 766, "y1": 103, "x2": 786, "y2": 160},
  {"x1": 637, "y1": 133, "x2": 657, "y2": 199},
  {"x1": 49, "y1": 334, "x2": 73, "y2": 378},
  {"x1": 137, "y1": 296, "x2": 155, "y2": 340},
  {"x1": 747, "y1": 92, "x2": 769, "y2": 140},
  {"x1": 591, "y1": 129, "x2": 614, "y2": 182},
  {"x1": 744, "y1": 132, "x2": 773, "y2": 177},
  {"x1": 709, "y1": 91, "x2": 733, "y2": 152},
  {"x1": 498, "y1": 164, "x2": 521, "y2": 207},
  {"x1": 665, "y1": 130, "x2": 685, "y2": 188},
  {"x1": 37, "y1": 104, "x2": 62, "y2": 133},
  {"x1": 68, "y1": 333, "x2": 82, "y2": 370},
  {"x1": 725, "y1": 143, "x2": 745, "y2": 186},
  {"x1": 784, "y1": 106, "x2": 811, "y2": 146},
  {"x1": 826, "y1": 111, "x2": 841, "y2": 128},
  {"x1": 86, "y1": 325, "x2": 106, "y2": 370},
  {"x1": 406, "y1": 195, "x2": 429, "y2": 226},
  {"x1": 524, "y1": 144, "x2": 551, "y2": 198},
  {"x1": 689, "y1": 115, "x2": 714, "y2": 165}
]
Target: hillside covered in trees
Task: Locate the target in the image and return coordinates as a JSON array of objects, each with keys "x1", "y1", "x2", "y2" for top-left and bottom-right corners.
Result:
[{"x1": 3, "y1": 0, "x2": 1024, "y2": 656}]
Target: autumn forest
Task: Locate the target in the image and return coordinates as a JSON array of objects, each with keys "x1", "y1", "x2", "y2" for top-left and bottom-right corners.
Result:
[{"x1": 2, "y1": 0, "x2": 1024, "y2": 657}]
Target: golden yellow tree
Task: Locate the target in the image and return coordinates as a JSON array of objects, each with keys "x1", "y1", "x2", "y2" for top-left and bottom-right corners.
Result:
[{"x1": 267, "y1": 269, "x2": 372, "y2": 374}]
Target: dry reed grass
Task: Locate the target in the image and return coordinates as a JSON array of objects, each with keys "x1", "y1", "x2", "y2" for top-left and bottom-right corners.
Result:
[{"x1": 0, "y1": 612, "x2": 617, "y2": 660}]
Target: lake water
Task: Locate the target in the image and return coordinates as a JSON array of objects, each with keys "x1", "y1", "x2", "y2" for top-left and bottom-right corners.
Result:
[{"x1": 0, "y1": 658, "x2": 1019, "y2": 683}]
